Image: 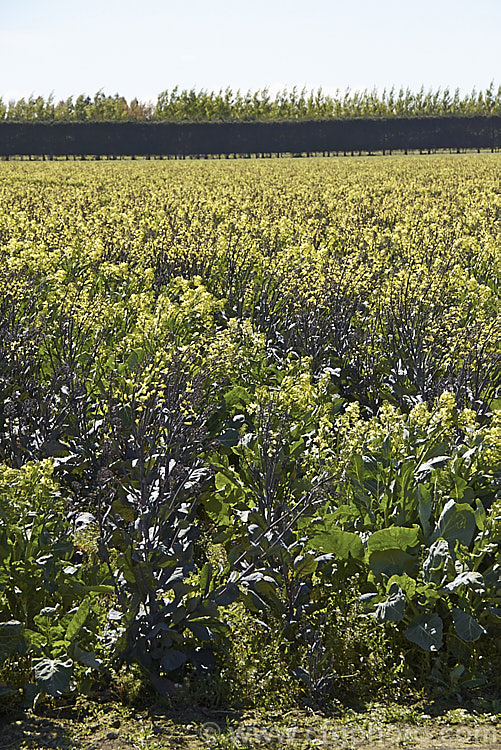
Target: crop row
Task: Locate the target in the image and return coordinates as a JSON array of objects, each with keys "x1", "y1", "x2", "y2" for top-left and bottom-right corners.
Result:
[{"x1": 0, "y1": 156, "x2": 499, "y2": 708}]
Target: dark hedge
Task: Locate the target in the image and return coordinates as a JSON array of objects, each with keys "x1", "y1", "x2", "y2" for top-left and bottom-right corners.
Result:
[{"x1": 0, "y1": 117, "x2": 499, "y2": 156}]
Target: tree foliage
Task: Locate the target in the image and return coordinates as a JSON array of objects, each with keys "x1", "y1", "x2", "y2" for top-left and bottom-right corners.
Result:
[{"x1": 1, "y1": 84, "x2": 500, "y2": 122}]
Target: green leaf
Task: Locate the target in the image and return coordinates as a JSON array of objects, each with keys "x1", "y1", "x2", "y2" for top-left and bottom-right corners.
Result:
[
  {"x1": 215, "y1": 471, "x2": 240, "y2": 491},
  {"x1": 203, "y1": 495, "x2": 232, "y2": 525},
  {"x1": 416, "y1": 455, "x2": 450, "y2": 477},
  {"x1": 329, "y1": 504, "x2": 360, "y2": 526},
  {"x1": 126, "y1": 348, "x2": 145, "y2": 369},
  {"x1": 310, "y1": 529, "x2": 364, "y2": 560},
  {"x1": 0, "y1": 621, "x2": 24, "y2": 660},
  {"x1": 84, "y1": 584, "x2": 115, "y2": 594},
  {"x1": 218, "y1": 428, "x2": 239, "y2": 448},
  {"x1": 417, "y1": 483, "x2": 432, "y2": 538},
  {"x1": 33, "y1": 657, "x2": 73, "y2": 696},
  {"x1": 111, "y1": 497, "x2": 135, "y2": 522},
  {"x1": 431, "y1": 500, "x2": 476, "y2": 547},
  {"x1": 367, "y1": 526, "x2": 420, "y2": 554},
  {"x1": 212, "y1": 583, "x2": 239, "y2": 606},
  {"x1": 199, "y1": 563, "x2": 212, "y2": 596},
  {"x1": 72, "y1": 644, "x2": 103, "y2": 670},
  {"x1": 65, "y1": 598, "x2": 90, "y2": 642},
  {"x1": 369, "y1": 548, "x2": 416, "y2": 576},
  {"x1": 375, "y1": 583, "x2": 405, "y2": 623},
  {"x1": 404, "y1": 614, "x2": 443, "y2": 651},
  {"x1": 452, "y1": 608, "x2": 487, "y2": 642},
  {"x1": 444, "y1": 572, "x2": 485, "y2": 594},
  {"x1": 251, "y1": 577, "x2": 286, "y2": 616},
  {"x1": 123, "y1": 561, "x2": 156, "y2": 593},
  {"x1": 483, "y1": 565, "x2": 501, "y2": 591},
  {"x1": 23, "y1": 629, "x2": 46, "y2": 650},
  {"x1": 187, "y1": 621, "x2": 213, "y2": 641},
  {"x1": 161, "y1": 649, "x2": 187, "y2": 672},
  {"x1": 242, "y1": 589, "x2": 269, "y2": 612},
  {"x1": 422, "y1": 538, "x2": 452, "y2": 584},
  {"x1": 294, "y1": 552, "x2": 318, "y2": 577},
  {"x1": 474, "y1": 499, "x2": 486, "y2": 532},
  {"x1": 388, "y1": 573, "x2": 417, "y2": 598}
]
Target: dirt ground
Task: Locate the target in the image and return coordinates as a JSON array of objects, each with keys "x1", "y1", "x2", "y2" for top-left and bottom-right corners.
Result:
[{"x1": 0, "y1": 703, "x2": 500, "y2": 750}]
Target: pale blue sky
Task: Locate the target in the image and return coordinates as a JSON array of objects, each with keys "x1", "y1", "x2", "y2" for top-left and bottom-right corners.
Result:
[{"x1": 1, "y1": 0, "x2": 499, "y2": 103}]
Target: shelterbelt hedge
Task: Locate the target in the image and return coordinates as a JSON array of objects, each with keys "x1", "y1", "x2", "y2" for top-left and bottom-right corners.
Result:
[{"x1": 0, "y1": 154, "x2": 499, "y2": 709}]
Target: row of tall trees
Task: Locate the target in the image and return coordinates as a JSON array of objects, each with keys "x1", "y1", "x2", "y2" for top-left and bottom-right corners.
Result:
[{"x1": 1, "y1": 85, "x2": 500, "y2": 122}]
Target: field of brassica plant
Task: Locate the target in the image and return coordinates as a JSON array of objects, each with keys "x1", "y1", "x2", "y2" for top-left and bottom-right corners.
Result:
[{"x1": 0, "y1": 154, "x2": 499, "y2": 711}]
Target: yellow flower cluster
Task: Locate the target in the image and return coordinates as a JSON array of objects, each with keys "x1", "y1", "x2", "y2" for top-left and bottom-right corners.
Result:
[
  {"x1": 0, "y1": 460, "x2": 61, "y2": 521},
  {"x1": 482, "y1": 410, "x2": 501, "y2": 468}
]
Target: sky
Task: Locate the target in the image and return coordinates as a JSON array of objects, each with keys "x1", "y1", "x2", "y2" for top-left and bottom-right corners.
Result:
[{"x1": 1, "y1": 0, "x2": 500, "y2": 104}]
